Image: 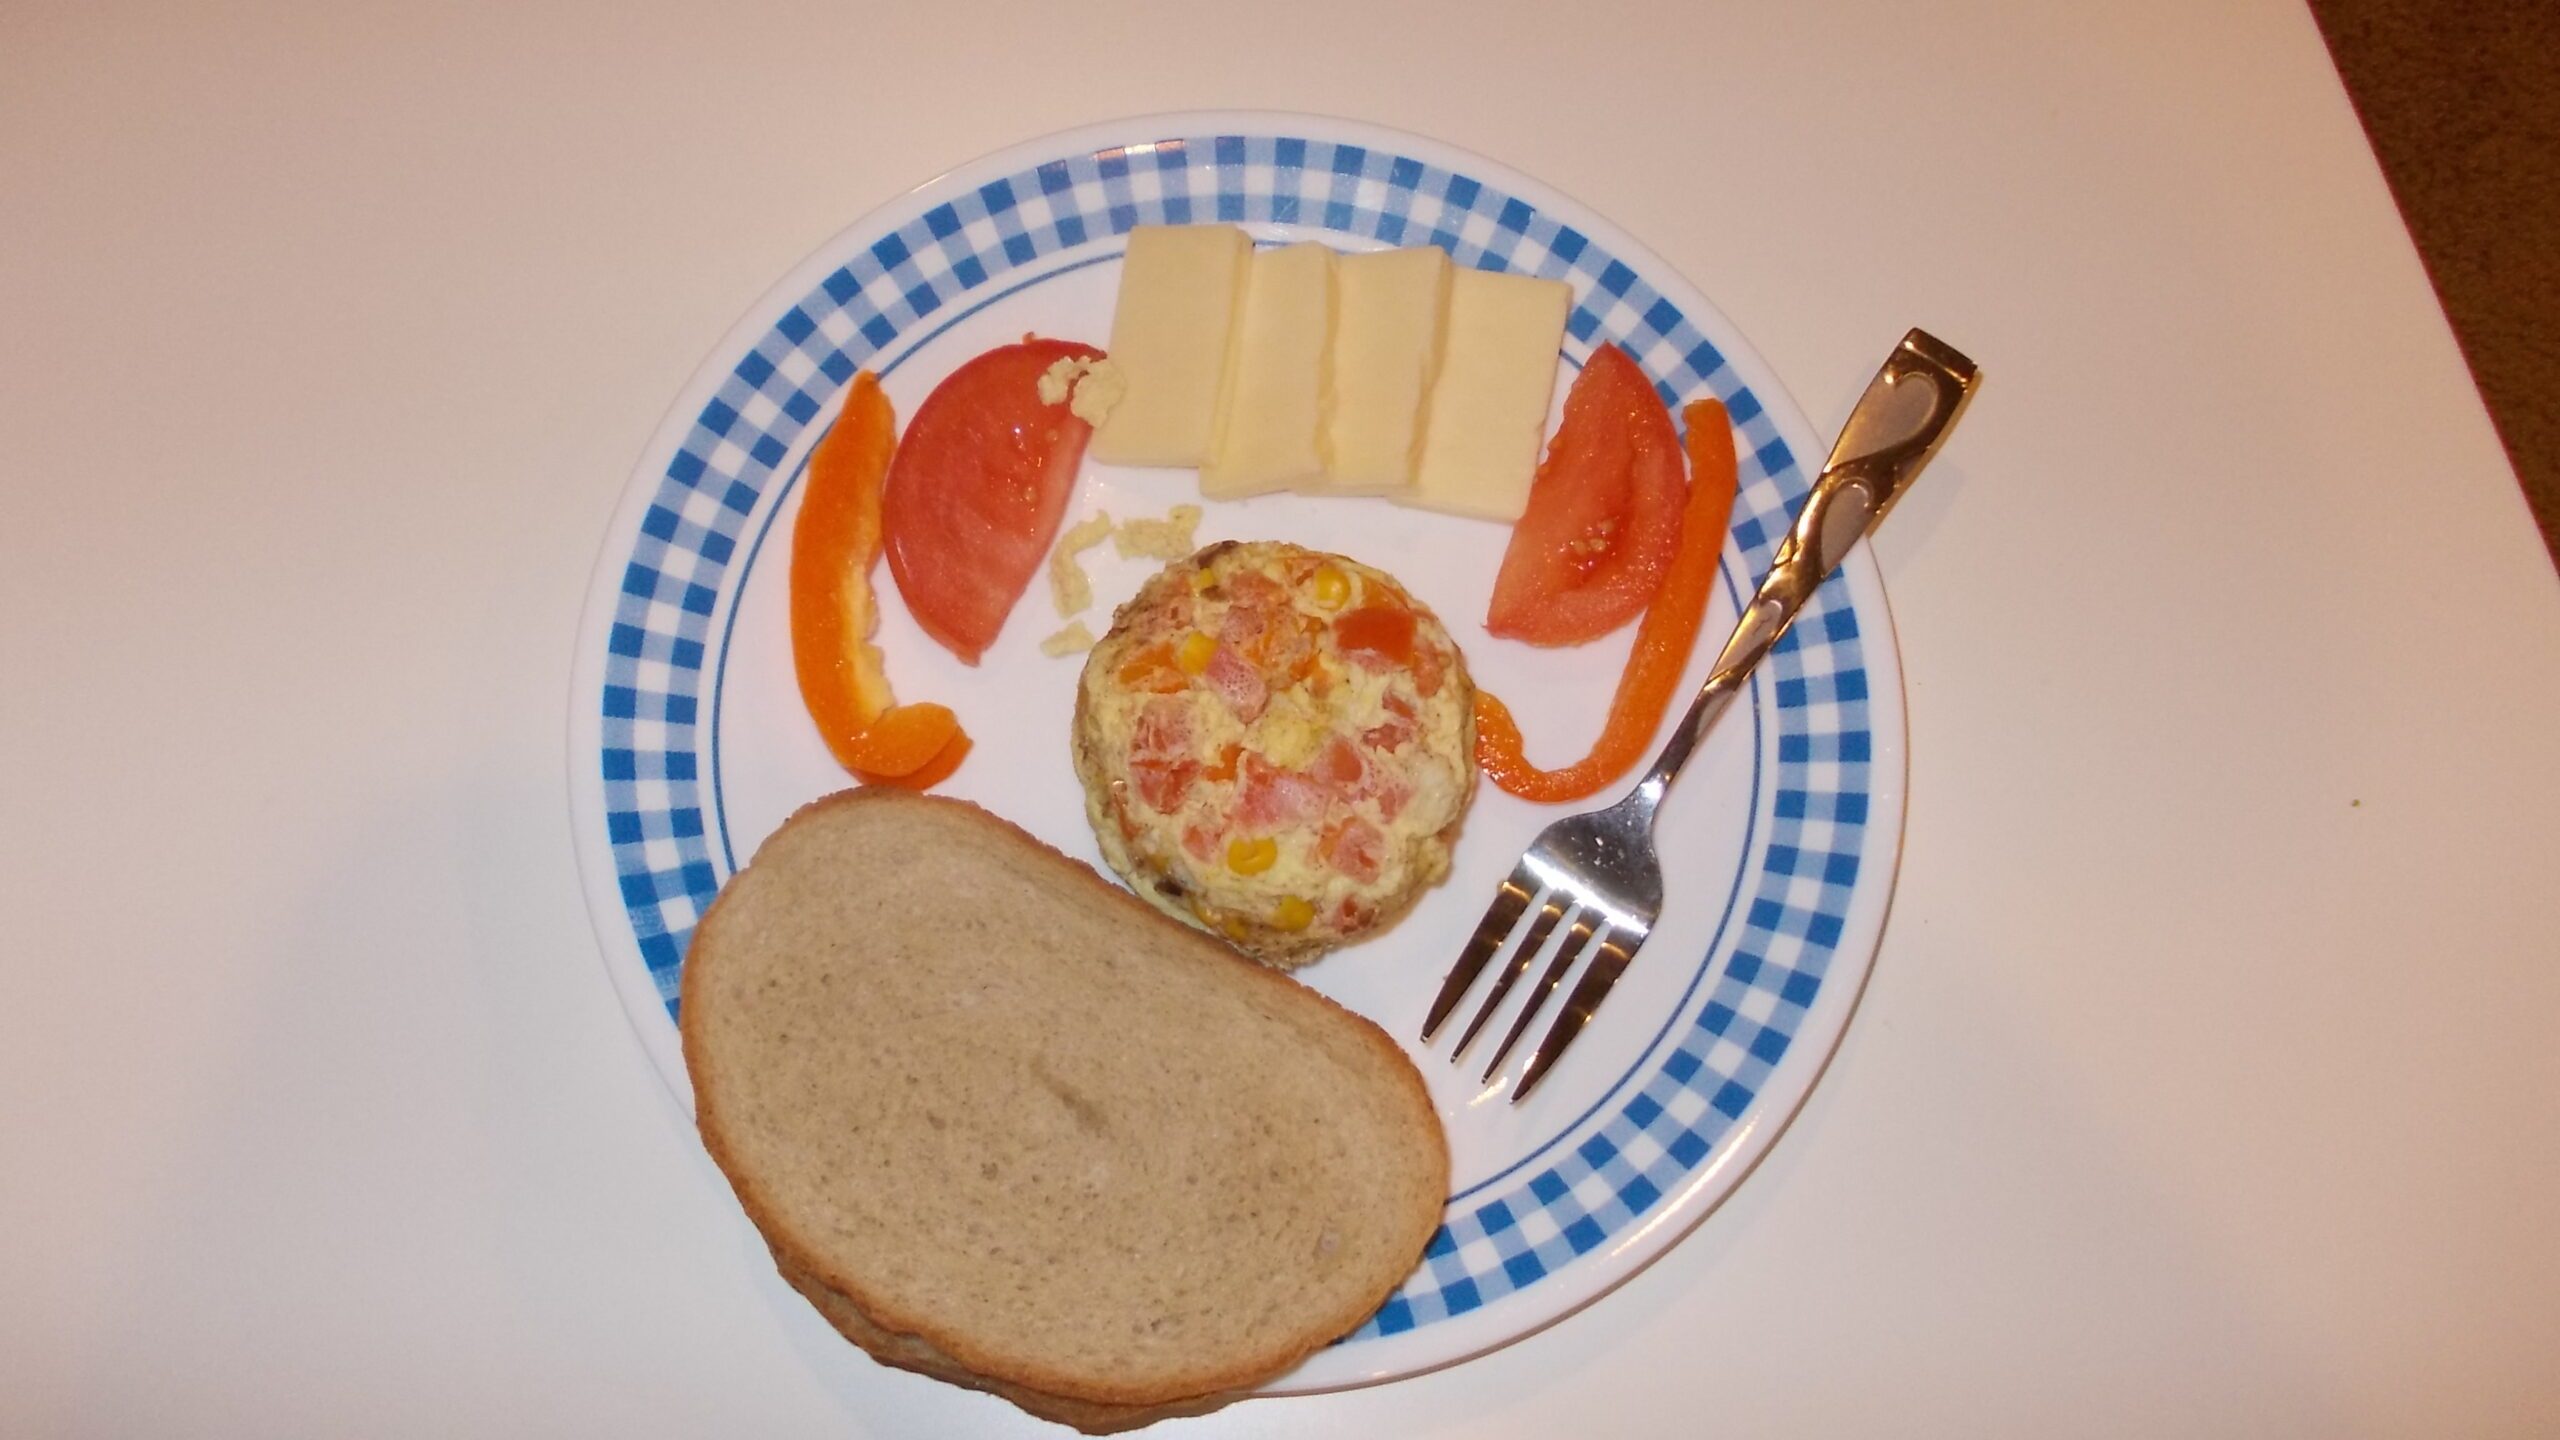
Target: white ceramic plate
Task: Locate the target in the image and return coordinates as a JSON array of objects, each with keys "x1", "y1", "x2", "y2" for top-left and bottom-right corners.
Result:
[{"x1": 568, "y1": 111, "x2": 1905, "y2": 1392}]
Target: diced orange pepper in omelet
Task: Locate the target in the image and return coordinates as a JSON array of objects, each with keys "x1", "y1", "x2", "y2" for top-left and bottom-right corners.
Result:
[
  {"x1": 1114, "y1": 641, "x2": 1189, "y2": 693},
  {"x1": 788, "y1": 372, "x2": 971, "y2": 786},
  {"x1": 1203, "y1": 742, "x2": 1244, "y2": 784}
]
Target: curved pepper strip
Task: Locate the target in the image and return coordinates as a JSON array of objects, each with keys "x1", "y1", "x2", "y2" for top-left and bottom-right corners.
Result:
[
  {"x1": 790, "y1": 372, "x2": 968, "y2": 786},
  {"x1": 858, "y1": 727, "x2": 970, "y2": 790},
  {"x1": 1475, "y1": 399, "x2": 1739, "y2": 802},
  {"x1": 848, "y1": 704, "x2": 970, "y2": 787}
]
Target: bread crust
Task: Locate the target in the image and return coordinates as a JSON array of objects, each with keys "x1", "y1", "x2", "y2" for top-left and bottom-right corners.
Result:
[
  {"x1": 681, "y1": 789, "x2": 1448, "y2": 1429},
  {"x1": 774, "y1": 1253, "x2": 1243, "y2": 1434}
]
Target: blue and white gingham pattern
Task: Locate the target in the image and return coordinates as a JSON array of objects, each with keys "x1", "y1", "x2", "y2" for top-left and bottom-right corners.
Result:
[
  {"x1": 1354, "y1": 581, "x2": 1868, "y2": 1336},
  {"x1": 593, "y1": 130, "x2": 1873, "y2": 1338}
]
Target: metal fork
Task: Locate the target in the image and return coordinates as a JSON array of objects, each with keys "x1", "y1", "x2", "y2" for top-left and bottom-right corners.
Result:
[{"x1": 1423, "y1": 329, "x2": 1980, "y2": 1101}]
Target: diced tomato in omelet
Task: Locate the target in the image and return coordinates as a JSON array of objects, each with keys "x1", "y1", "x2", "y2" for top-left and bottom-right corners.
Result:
[
  {"x1": 1362, "y1": 692, "x2": 1420, "y2": 752},
  {"x1": 1201, "y1": 644, "x2": 1269, "y2": 722},
  {"x1": 1319, "y1": 817, "x2": 1387, "y2": 884},
  {"x1": 1129, "y1": 696, "x2": 1197, "y2": 813},
  {"x1": 1327, "y1": 737, "x2": 1385, "y2": 796},
  {"x1": 1333, "y1": 604, "x2": 1418, "y2": 669},
  {"x1": 882, "y1": 337, "x2": 1102, "y2": 664},
  {"x1": 1235, "y1": 753, "x2": 1326, "y2": 832}
]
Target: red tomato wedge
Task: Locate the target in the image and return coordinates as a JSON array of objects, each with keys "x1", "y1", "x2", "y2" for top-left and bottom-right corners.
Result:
[
  {"x1": 882, "y1": 337, "x2": 1103, "y2": 664},
  {"x1": 1476, "y1": 398, "x2": 1740, "y2": 802},
  {"x1": 1485, "y1": 344, "x2": 1688, "y2": 646}
]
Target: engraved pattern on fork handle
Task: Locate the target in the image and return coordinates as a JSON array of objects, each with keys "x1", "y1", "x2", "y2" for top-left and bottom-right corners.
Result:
[{"x1": 1634, "y1": 331, "x2": 1977, "y2": 824}]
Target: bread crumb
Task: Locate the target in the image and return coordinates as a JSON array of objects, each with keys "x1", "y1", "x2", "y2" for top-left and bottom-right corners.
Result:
[
  {"x1": 1047, "y1": 510, "x2": 1115, "y2": 618},
  {"x1": 1039, "y1": 620, "x2": 1095, "y2": 657},
  {"x1": 1114, "y1": 504, "x2": 1203, "y2": 560}
]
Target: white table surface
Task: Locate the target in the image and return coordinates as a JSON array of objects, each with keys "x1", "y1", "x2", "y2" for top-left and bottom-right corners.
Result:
[{"x1": 8, "y1": 1, "x2": 2558, "y2": 1435}]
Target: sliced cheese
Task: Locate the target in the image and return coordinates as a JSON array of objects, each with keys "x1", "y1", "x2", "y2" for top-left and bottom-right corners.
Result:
[
  {"x1": 1402, "y1": 268, "x2": 1574, "y2": 521},
  {"x1": 1090, "y1": 226, "x2": 1251, "y2": 467},
  {"x1": 1313, "y1": 245, "x2": 1452, "y2": 495},
  {"x1": 1201, "y1": 242, "x2": 1336, "y2": 498}
]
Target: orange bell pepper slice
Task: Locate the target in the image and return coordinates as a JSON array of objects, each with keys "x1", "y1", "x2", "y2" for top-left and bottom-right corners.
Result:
[
  {"x1": 842, "y1": 702, "x2": 962, "y2": 780},
  {"x1": 857, "y1": 726, "x2": 972, "y2": 791},
  {"x1": 1476, "y1": 399, "x2": 1739, "y2": 802},
  {"x1": 790, "y1": 372, "x2": 970, "y2": 783}
]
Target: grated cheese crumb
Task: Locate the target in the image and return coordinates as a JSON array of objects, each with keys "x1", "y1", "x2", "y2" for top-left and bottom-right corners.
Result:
[
  {"x1": 1035, "y1": 356, "x2": 1086, "y2": 407},
  {"x1": 1113, "y1": 504, "x2": 1203, "y2": 560},
  {"x1": 1036, "y1": 355, "x2": 1125, "y2": 429},
  {"x1": 1039, "y1": 619, "x2": 1096, "y2": 657},
  {"x1": 1046, "y1": 510, "x2": 1116, "y2": 618},
  {"x1": 1067, "y1": 357, "x2": 1127, "y2": 426}
]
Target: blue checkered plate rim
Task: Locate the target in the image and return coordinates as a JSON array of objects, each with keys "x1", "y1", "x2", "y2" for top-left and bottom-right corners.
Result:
[{"x1": 567, "y1": 112, "x2": 1906, "y2": 1393}]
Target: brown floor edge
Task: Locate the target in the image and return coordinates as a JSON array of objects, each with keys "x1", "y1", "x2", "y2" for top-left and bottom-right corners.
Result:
[{"x1": 2305, "y1": 0, "x2": 2560, "y2": 567}]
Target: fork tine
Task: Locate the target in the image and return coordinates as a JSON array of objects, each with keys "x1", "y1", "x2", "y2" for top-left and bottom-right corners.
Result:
[
  {"x1": 1483, "y1": 908, "x2": 1600, "y2": 1079},
  {"x1": 1420, "y1": 862, "x2": 1537, "y2": 1040},
  {"x1": 1512, "y1": 923, "x2": 1648, "y2": 1102},
  {"x1": 1452, "y1": 892, "x2": 1570, "y2": 1057}
]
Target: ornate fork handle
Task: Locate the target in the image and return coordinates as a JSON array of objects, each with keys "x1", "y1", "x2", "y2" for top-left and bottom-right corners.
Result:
[
  {"x1": 1633, "y1": 330, "x2": 1979, "y2": 815},
  {"x1": 1425, "y1": 329, "x2": 1980, "y2": 1103}
]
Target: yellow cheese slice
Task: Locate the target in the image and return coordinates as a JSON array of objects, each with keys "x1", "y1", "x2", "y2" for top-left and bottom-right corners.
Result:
[
  {"x1": 1201, "y1": 242, "x2": 1336, "y2": 499},
  {"x1": 1400, "y1": 268, "x2": 1573, "y2": 521},
  {"x1": 1090, "y1": 225, "x2": 1251, "y2": 467},
  {"x1": 1312, "y1": 246, "x2": 1452, "y2": 495}
]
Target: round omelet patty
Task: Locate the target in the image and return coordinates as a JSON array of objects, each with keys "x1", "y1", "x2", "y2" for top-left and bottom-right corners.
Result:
[{"x1": 1073, "y1": 541, "x2": 1475, "y2": 967}]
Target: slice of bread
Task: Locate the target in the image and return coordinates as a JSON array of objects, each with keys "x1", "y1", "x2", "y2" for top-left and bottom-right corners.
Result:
[
  {"x1": 681, "y1": 789, "x2": 1448, "y2": 1431},
  {"x1": 773, "y1": 1252, "x2": 1238, "y2": 1433}
]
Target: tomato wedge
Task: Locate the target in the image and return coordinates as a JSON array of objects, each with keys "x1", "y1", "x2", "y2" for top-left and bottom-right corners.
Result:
[
  {"x1": 882, "y1": 337, "x2": 1103, "y2": 664},
  {"x1": 1477, "y1": 398, "x2": 1740, "y2": 802},
  {"x1": 1485, "y1": 344, "x2": 1687, "y2": 646}
]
